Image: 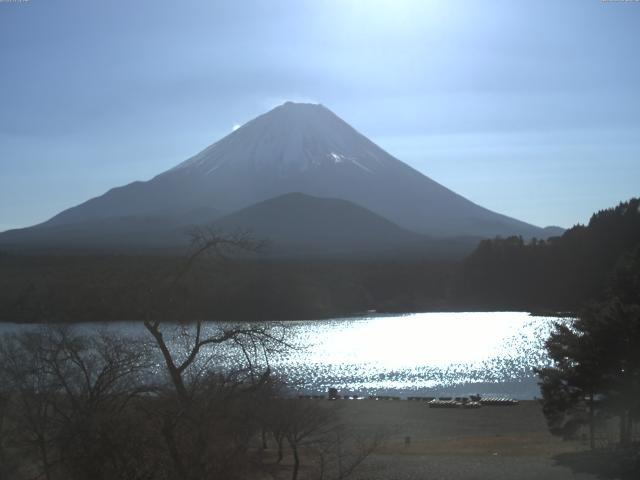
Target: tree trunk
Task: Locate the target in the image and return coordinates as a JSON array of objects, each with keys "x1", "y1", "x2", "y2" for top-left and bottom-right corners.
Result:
[
  {"x1": 261, "y1": 427, "x2": 268, "y2": 450},
  {"x1": 619, "y1": 410, "x2": 631, "y2": 446},
  {"x1": 38, "y1": 435, "x2": 52, "y2": 480},
  {"x1": 144, "y1": 322, "x2": 189, "y2": 402},
  {"x1": 162, "y1": 416, "x2": 188, "y2": 479},
  {"x1": 291, "y1": 444, "x2": 299, "y2": 480},
  {"x1": 277, "y1": 437, "x2": 284, "y2": 463},
  {"x1": 588, "y1": 392, "x2": 595, "y2": 450}
]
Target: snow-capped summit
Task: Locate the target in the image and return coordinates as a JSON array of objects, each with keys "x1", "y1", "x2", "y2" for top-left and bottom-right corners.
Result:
[
  {"x1": 168, "y1": 101, "x2": 390, "y2": 177},
  {"x1": 19, "y1": 102, "x2": 551, "y2": 239}
]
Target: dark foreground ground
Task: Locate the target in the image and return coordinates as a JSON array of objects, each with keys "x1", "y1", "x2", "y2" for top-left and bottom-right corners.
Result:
[{"x1": 287, "y1": 400, "x2": 615, "y2": 480}]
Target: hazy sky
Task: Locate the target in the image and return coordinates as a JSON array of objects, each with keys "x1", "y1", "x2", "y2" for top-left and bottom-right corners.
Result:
[{"x1": 1, "y1": 0, "x2": 639, "y2": 231}]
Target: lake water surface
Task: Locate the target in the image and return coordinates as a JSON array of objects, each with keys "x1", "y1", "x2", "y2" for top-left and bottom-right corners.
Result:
[{"x1": 0, "y1": 312, "x2": 565, "y2": 399}]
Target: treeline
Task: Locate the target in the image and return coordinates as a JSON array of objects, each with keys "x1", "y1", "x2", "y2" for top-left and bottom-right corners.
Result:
[
  {"x1": 453, "y1": 198, "x2": 640, "y2": 312},
  {"x1": 0, "y1": 253, "x2": 454, "y2": 323},
  {"x1": 2, "y1": 198, "x2": 639, "y2": 322}
]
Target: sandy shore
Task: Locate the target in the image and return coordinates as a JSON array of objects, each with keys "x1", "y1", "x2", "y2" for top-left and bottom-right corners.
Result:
[{"x1": 324, "y1": 400, "x2": 600, "y2": 479}]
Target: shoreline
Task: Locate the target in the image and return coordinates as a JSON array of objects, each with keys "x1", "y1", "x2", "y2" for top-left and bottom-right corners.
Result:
[{"x1": 0, "y1": 308, "x2": 572, "y2": 324}]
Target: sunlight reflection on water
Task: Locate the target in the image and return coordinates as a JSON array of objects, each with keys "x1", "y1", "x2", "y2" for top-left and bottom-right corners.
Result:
[
  {"x1": 273, "y1": 312, "x2": 564, "y2": 399},
  {"x1": 0, "y1": 312, "x2": 566, "y2": 399}
]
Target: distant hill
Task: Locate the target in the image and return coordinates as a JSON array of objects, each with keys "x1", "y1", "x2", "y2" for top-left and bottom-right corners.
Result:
[
  {"x1": 213, "y1": 192, "x2": 424, "y2": 255},
  {"x1": 541, "y1": 225, "x2": 565, "y2": 237},
  {"x1": 0, "y1": 101, "x2": 560, "y2": 255}
]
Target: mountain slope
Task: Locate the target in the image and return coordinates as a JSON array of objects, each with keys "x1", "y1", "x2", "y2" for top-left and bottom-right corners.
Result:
[
  {"x1": 0, "y1": 208, "x2": 220, "y2": 252},
  {"x1": 1, "y1": 102, "x2": 557, "y2": 249}
]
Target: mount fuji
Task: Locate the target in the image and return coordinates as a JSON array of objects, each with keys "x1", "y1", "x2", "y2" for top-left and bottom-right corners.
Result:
[{"x1": 0, "y1": 102, "x2": 561, "y2": 253}]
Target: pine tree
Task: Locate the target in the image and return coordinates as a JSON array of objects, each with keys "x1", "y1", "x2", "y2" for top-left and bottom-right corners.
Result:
[{"x1": 537, "y1": 244, "x2": 640, "y2": 447}]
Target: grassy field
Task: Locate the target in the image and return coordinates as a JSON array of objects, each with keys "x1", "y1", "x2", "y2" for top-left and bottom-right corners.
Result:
[{"x1": 291, "y1": 400, "x2": 602, "y2": 480}]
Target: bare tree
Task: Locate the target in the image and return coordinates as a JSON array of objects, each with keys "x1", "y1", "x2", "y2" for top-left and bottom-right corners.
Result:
[
  {"x1": 280, "y1": 400, "x2": 336, "y2": 480},
  {"x1": 0, "y1": 330, "x2": 60, "y2": 480},
  {"x1": 267, "y1": 399, "x2": 385, "y2": 480},
  {"x1": 0, "y1": 390, "x2": 8, "y2": 477},
  {"x1": 0, "y1": 328, "x2": 153, "y2": 480},
  {"x1": 314, "y1": 425, "x2": 385, "y2": 480},
  {"x1": 47, "y1": 330, "x2": 153, "y2": 480},
  {"x1": 143, "y1": 228, "x2": 273, "y2": 400},
  {"x1": 141, "y1": 228, "x2": 291, "y2": 480}
]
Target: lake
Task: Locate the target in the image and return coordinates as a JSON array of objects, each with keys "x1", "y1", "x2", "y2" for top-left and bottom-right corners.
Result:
[{"x1": 0, "y1": 312, "x2": 565, "y2": 399}]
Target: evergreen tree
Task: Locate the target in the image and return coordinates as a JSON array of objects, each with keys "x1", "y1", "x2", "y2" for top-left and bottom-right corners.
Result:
[{"x1": 537, "y1": 244, "x2": 640, "y2": 447}]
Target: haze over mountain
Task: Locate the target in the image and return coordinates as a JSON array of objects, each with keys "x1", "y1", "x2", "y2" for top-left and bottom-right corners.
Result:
[{"x1": 0, "y1": 102, "x2": 562, "y2": 253}]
